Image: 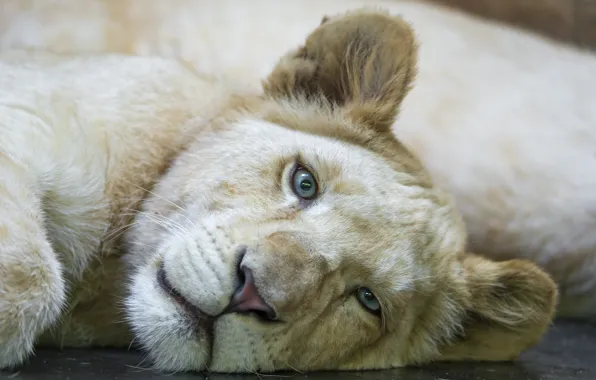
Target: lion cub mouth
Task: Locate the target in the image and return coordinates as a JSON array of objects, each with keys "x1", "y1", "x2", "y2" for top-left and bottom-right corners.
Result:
[{"x1": 156, "y1": 265, "x2": 214, "y2": 333}]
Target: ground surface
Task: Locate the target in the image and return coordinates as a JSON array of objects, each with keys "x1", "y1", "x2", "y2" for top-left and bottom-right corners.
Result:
[{"x1": 2, "y1": 319, "x2": 595, "y2": 380}]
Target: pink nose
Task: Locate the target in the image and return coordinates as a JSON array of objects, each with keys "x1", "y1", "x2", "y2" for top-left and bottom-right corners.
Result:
[{"x1": 224, "y1": 267, "x2": 276, "y2": 321}]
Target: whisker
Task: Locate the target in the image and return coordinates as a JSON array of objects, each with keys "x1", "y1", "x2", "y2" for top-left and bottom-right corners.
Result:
[
  {"x1": 132, "y1": 352, "x2": 152, "y2": 371},
  {"x1": 144, "y1": 212, "x2": 191, "y2": 243},
  {"x1": 152, "y1": 210, "x2": 190, "y2": 235},
  {"x1": 123, "y1": 208, "x2": 195, "y2": 246},
  {"x1": 103, "y1": 221, "x2": 142, "y2": 245},
  {"x1": 122, "y1": 209, "x2": 188, "y2": 243},
  {"x1": 120, "y1": 179, "x2": 197, "y2": 229},
  {"x1": 278, "y1": 361, "x2": 303, "y2": 376},
  {"x1": 125, "y1": 363, "x2": 153, "y2": 372},
  {"x1": 127, "y1": 336, "x2": 139, "y2": 351},
  {"x1": 120, "y1": 178, "x2": 188, "y2": 211}
]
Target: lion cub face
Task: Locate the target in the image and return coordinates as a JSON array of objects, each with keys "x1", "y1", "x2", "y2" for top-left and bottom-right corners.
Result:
[{"x1": 124, "y1": 10, "x2": 557, "y2": 373}]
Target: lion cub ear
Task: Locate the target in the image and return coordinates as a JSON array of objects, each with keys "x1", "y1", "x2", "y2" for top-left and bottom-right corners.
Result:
[
  {"x1": 262, "y1": 9, "x2": 418, "y2": 133},
  {"x1": 440, "y1": 255, "x2": 558, "y2": 361}
]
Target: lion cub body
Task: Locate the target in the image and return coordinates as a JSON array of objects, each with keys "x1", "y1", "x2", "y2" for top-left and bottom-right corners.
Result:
[
  {"x1": 0, "y1": 51, "x2": 229, "y2": 352},
  {"x1": 1, "y1": 10, "x2": 557, "y2": 373},
  {"x1": 2, "y1": 0, "x2": 595, "y2": 320}
]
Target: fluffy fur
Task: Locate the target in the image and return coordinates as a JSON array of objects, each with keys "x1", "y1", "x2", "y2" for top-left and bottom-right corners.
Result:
[
  {"x1": 0, "y1": 9, "x2": 558, "y2": 373},
  {"x1": 2, "y1": 0, "x2": 595, "y2": 320}
]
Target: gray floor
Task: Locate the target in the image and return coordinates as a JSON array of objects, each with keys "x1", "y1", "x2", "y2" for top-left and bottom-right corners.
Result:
[{"x1": 3, "y1": 319, "x2": 595, "y2": 380}]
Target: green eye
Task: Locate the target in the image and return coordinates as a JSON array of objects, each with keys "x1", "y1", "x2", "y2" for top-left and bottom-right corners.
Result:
[
  {"x1": 292, "y1": 167, "x2": 318, "y2": 199},
  {"x1": 356, "y1": 287, "x2": 381, "y2": 314}
]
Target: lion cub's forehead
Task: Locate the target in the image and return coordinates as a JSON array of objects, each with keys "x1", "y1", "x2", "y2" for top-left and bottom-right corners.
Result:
[{"x1": 231, "y1": 119, "x2": 408, "y2": 189}]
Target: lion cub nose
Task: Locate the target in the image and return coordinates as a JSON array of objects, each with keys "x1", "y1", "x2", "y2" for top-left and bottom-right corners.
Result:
[{"x1": 224, "y1": 266, "x2": 277, "y2": 321}]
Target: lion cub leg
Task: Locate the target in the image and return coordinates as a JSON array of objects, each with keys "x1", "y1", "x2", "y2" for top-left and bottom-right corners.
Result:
[{"x1": 0, "y1": 155, "x2": 66, "y2": 369}]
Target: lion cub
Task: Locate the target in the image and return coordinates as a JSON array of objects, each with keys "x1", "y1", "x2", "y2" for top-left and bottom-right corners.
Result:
[{"x1": 0, "y1": 10, "x2": 556, "y2": 373}]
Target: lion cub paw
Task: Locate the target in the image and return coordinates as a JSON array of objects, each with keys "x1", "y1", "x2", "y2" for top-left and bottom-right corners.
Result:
[{"x1": 0, "y1": 253, "x2": 66, "y2": 369}]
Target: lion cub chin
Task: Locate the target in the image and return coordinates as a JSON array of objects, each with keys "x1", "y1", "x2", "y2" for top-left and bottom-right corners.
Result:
[{"x1": 0, "y1": 9, "x2": 556, "y2": 373}]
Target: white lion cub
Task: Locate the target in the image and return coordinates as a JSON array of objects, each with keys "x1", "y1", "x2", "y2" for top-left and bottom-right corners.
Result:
[{"x1": 0, "y1": 10, "x2": 556, "y2": 373}]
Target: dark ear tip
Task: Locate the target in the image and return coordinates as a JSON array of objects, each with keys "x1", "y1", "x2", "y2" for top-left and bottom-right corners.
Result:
[
  {"x1": 503, "y1": 259, "x2": 559, "y2": 311},
  {"x1": 320, "y1": 15, "x2": 330, "y2": 25}
]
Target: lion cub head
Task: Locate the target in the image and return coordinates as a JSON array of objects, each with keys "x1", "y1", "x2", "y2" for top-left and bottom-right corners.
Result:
[{"x1": 124, "y1": 9, "x2": 557, "y2": 373}]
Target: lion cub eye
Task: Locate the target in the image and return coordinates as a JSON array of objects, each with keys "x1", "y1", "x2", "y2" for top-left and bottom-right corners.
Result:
[
  {"x1": 291, "y1": 166, "x2": 318, "y2": 199},
  {"x1": 356, "y1": 287, "x2": 381, "y2": 314}
]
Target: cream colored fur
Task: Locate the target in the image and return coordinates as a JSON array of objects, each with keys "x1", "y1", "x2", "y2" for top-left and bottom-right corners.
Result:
[
  {"x1": 0, "y1": 1, "x2": 584, "y2": 374},
  {"x1": 1, "y1": 0, "x2": 595, "y2": 319}
]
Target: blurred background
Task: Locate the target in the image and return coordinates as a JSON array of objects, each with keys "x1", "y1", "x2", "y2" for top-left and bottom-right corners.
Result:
[{"x1": 426, "y1": 0, "x2": 596, "y2": 49}]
